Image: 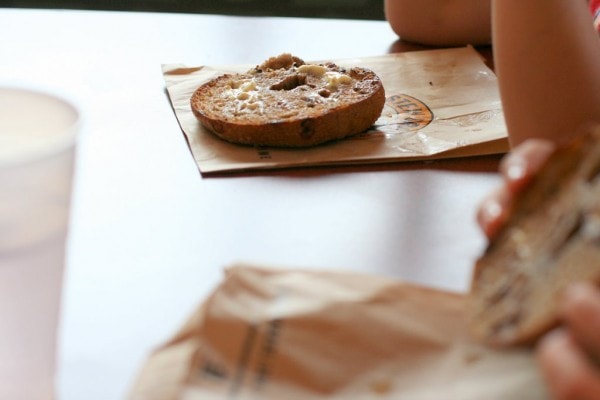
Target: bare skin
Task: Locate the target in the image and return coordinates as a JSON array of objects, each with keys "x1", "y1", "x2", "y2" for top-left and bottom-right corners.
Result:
[
  {"x1": 480, "y1": 2, "x2": 600, "y2": 395},
  {"x1": 384, "y1": 0, "x2": 491, "y2": 46},
  {"x1": 537, "y1": 282, "x2": 600, "y2": 400},
  {"x1": 492, "y1": 0, "x2": 600, "y2": 146},
  {"x1": 385, "y1": 0, "x2": 600, "y2": 145},
  {"x1": 386, "y1": 1, "x2": 600, "y2": 396},
  {"x1": 478, "y1": 140, "x2": 600, "y2": 399}
]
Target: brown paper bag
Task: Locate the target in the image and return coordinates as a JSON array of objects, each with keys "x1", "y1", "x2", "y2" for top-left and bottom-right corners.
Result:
[
  {"x1": 162, "y1": 47, "x2": 508, "y2": 174},
  {"x1": 129, "y1": 265, "x2": 547, "y2": 399}
]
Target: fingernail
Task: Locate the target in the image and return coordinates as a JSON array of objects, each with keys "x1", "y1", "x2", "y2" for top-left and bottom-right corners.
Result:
[
  {"x1": 557, "y1": 283, "x2": 600, "y2": 321},
  {"x1": 485, "y1": 198, "x2": 502, "y2": 218},
  {"x1": 505, "y1": 162, "x2": 526, "y2": 182},
  {"x1": 481, "y1": 198, "x2": 503, "y2": 227},
  {"x1": 562, "y1": 282, "x2": 596, "y2": 306},
  {"x1": 537, "y1": 327, "x2": 568, "y2": 353},
  {"x1": 479, "y1": 198, "x2": 504, "y2": 239}
]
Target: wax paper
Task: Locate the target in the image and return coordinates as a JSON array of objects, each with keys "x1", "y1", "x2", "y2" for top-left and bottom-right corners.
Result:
[{"x1": 129, "y1": 265, "x2": 547, "y2": 400}]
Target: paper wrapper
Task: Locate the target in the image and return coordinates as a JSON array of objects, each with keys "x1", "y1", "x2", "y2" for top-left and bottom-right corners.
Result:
[
  {"x1": 129, "y1": 266, "x2": 547, "y2": 400},
  {"x1": 162, "y1": 47, "x2": 508, "y2": 175}
]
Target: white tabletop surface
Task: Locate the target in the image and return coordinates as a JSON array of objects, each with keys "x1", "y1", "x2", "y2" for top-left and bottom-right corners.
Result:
[{"x1": 0, "y1": 8, "x2": 501, "y2": 400}]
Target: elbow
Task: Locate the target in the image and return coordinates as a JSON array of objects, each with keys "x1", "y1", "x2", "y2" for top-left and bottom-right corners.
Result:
[
  {"x1": 385, "y1": 0, "x2": 438, "y2": 45},
  {"x1": 384, "y1": 0, "x2": 492, "y2": 47}
]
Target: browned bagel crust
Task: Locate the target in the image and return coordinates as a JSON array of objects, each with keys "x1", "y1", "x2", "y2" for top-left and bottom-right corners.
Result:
[
  {"x1": 468, "y1": 126, "x2": 600, "y2": 347},
  {"x1": 190, "y1": 54, "x2": 386, "y2": 147}
]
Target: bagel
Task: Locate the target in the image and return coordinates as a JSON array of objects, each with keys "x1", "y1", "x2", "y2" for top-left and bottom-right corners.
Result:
[
  {"x1": 190, "y1": 53, "x2": 386, "y2": 147},
  {"x1": 468, "y1": 126, "x2": 600, "y2": 347}
]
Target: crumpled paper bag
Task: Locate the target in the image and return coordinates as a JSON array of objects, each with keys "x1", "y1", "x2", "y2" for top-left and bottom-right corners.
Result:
[
  {"x1": 162, "y1": 46, "x2": 508, "y2": 175},
  {"x1": 129, "y1": 265, "x2": 547, "y2": 400}
]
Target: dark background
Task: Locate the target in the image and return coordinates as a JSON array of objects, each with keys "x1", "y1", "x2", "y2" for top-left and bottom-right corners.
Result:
[{"x1": 0, "y1": 0, "x2": 385, "y2": 20}]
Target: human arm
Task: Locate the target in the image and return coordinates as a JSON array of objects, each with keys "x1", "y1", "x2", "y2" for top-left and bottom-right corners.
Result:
[
  {"x1": 492, "y1": 0, "x2": 600, "y2": 146},
  {"x1": 479, "y1": 1, "x2": 600, "y2": 396},
  {"x1": 384, "y1": 0, "x2": 491, "y2": 46}
]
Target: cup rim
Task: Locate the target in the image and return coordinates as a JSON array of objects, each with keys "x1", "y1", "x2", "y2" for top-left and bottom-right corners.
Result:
[{"x1": 0, "y1": 86, "x2": 80, "y2": 168}]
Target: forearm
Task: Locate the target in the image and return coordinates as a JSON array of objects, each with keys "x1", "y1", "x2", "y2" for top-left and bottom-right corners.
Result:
[
  {"x1": 492, "y1": 0, "x2": 600, "y2": 146},
  {"x1": 385, "y1": 0, "x2": 491, "y2": 46}
]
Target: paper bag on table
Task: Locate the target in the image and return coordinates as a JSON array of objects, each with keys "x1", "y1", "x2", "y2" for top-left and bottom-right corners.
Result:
[
  {"x1": 129, "y1": 266, "x2": 547, "y2": 399},
  {"x1": 163, "y1": 46, "x2": 508, "y2": 174}
]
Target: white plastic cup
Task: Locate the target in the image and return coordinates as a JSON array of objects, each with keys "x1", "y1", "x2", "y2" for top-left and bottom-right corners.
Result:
[{"x1": 0, "y1": 87, "x2": 79, "y2": 399}]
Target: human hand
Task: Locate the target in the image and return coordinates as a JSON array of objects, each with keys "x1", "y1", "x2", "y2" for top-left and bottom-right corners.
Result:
[
  {"x1": 476, "y1": 138, "x2": 600, "y2": 399},
  {"x1": 476, "y1": 139, "x2": 555, "y2": 239},
  {"x1": 537, "y1": 282, "x2": 600, "y2": 399}
]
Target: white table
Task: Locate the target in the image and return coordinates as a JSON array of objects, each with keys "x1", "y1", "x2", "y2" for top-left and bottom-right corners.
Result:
[{"x1": 0, "y1": 8, "x2": 501, "y2": 400}]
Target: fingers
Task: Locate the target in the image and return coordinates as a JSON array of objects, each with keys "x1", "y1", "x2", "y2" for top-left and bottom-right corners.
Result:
[
  {"x1": 537, "y1": 328, "x2": 600, "y2": 400},
  {"x1": 499, "y1": 138, "x2": 556, "y2": 193},
  {"x1": 561, "y1": 283, "x2": 600, "y2": 362},
  {"x1": 537, "y1": 283, "x2": 600, "y2": 400},
  {"x1": 476, "y1": 185, "x2": 511, "y2": 239},
  {"x1": 476, "y1": 139, "x2": 556, "y2": 239}
]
